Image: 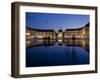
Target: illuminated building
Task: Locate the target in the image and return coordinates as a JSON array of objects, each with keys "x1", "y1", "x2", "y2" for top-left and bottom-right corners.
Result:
[
  {"x1": 26, "y1": 23, "x2": 89, "y2": 40},
  {"x1": 57, "y1": 28, "x2": 63, "y2": 39},
  {"x1": 64, "y1": 23, "x2": 89, "y2": 39},
  {"x1": 26, "y1": 27, "x2": 56, "y2": 40}
]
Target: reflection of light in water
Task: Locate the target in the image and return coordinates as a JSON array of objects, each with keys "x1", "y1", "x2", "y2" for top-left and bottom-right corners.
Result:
[
  {"x1": 26, "y1": 40, "x2": 31, "y2": 44},
  {"x1": 26, "y1": 39, "x2": 89, "y2": 50},
  {"x1": 82, "y1": 40, "x2": 85, "y2": 47},
  {"x1": 37, "y1": 36, "x2": 43, "y2": 38},
  {"x1": 58, "y1": 39, "x2": 63, "y2": 42},
  {"x1": 26, "y1": 40, "x2": 32, "y2": 47},
  {"x1": 58, "y1": 39, "x2": 63, "y2": 45}
]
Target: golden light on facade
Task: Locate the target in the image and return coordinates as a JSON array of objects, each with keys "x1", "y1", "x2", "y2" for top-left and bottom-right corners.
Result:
[
  {"x1": 58, "y1": 32, "x2": 63, "y2": 39},
  {"x1": 26, "y1": 25, "x2": 89, "y2": 40},
  {"x1": 83, "y1": 28, "x2": 85, "y2": 35},
  {"x1": 58, "y1": 33, "x2": 62, "y2": 37},
  {"x1": 26, "y1": 32, "x2": 31, "y2": 36}
]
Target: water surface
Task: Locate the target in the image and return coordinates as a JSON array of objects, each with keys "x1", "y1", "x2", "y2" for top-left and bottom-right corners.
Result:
[{"x1": 26, "y1": 39, "x2": 89, "y2": 67}]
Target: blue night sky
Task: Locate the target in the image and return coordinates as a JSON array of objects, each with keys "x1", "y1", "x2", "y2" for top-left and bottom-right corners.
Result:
[{"x1": 26, "y1": 12, "x2": 89, "y2": 31}]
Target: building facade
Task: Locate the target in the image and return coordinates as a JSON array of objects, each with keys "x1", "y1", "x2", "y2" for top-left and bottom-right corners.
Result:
[
  {"x1": 26, "y1": 27, "x2": 56, "y2": 40},
  {"x1": 26, "y1": 23, "x2": 89, "y2": 40},
  {"x1": 64, "y1": 23, "x2": 89, "y2": 39}
]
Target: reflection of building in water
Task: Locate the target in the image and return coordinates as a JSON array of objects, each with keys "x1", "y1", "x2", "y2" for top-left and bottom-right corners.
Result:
[
  {"x1": 64, "y1": 23, "x2": 89, "y2": 39},
  {"x1": 26, "y1": 23, "x2": 89, "y2": 40},
  {"x1": 64, "y1": 39, "x2": 89, "y2": 48},
  {"x1": 58, "y1": 39, "x2": 63, "y2": 46},
  {"x1": 26, "y1": 39, "x2": 89, "y2": 52},
  {"x1": 26, "y1": 39, "x2": 55, "y2": 48}
]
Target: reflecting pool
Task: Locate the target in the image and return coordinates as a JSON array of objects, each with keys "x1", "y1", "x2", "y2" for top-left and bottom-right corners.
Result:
[{"x1": 26, "y1": 39, "x2": 89, "y2": 67}]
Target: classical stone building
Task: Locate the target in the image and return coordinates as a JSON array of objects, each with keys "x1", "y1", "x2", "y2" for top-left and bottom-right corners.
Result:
[
  {"x1": 26, "y1": 23, "x2": 89, "y2": 40},
  {"x1": 64, "y1": 23, "x2": 89, "y2": 39},
  {"x1": 57, "y1": 29, "x2": 63, "y2": 39},
  {"x1": 26, "y1": 27, "x2": 56, "y2": 39}
]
